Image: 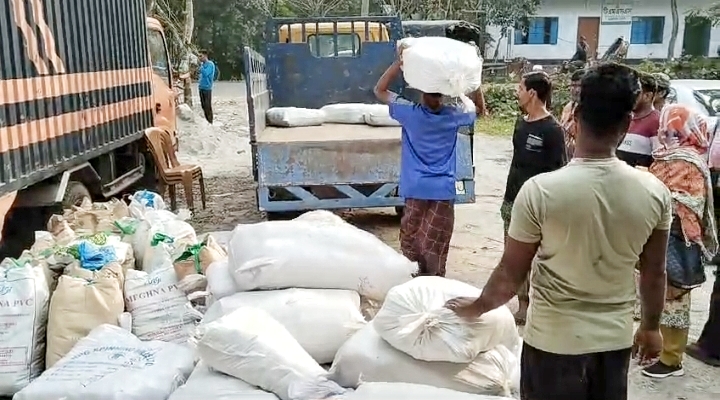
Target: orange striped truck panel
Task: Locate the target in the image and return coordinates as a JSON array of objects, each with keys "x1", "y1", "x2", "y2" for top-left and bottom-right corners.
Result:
[{"x1": 0, "y1": 0, "x2": 155, "y2": 195}]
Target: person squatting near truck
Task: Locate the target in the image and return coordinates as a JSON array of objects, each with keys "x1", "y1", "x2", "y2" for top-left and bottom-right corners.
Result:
[{"x1": 373, "y1": 43, "x2": 485, "y2": 278}]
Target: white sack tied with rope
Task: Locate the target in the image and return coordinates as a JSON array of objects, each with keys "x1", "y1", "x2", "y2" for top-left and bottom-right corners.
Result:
[
  {"x1": 373, "y1": 276, "x2": 519, "y2": 363},
  {"x1": 399, "y1": 37, "x2": 483, "y2": 97},
  {"x1": 228, "y1": 219, "x2": 417, "y2": 301},
  {"x1": 328, "y1": 324, "x2": 519, "y2": 397}
]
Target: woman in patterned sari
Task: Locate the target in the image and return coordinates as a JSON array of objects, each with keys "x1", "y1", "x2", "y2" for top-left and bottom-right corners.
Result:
[{"x1": 641, "y1": 104, "x2": 719, "y2": 378}]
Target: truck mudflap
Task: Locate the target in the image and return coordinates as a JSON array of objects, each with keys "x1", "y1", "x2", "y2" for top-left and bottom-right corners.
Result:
[{"x1": 244, "y1": 16, "x2": 475, "y2": 213}]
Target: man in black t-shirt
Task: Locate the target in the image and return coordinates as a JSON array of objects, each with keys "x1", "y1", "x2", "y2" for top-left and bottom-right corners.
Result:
[{"x1": 501, "y1": 71, "x2": 566, "y2": 324}]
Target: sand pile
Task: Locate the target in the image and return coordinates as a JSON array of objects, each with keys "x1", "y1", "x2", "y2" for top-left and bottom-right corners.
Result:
[{"x1": 175, "y1": 103, "x2": 251, "y2": 177}]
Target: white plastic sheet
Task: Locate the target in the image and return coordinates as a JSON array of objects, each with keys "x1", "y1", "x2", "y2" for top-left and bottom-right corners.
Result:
[
  {"x1": 341, "y1": 382, "x2": 515, "y2": 400},
  {"x1": 399, "y1": 37, "x2": 483, "y2": 97},
  {"x1": 329, "y1": 324, "x2": 518, "y2": 397},
  {"x1": 321, "y1": 103, "x2": 389, "y2": 124},
  {"x1": 195, "y1": 307, "x2": 346, "y2": 400},
  {"x1": 202, "y1": 288, "x2": 366, "y2": 363},
  {"x1": 0, "y1": 260, "x2": 49, "y2": 396},
  {"x1": 169, "y1": 362, "x2": 278, "y2": 400},
  {"x1": 124, "y1": 267, "x2": 202, "y2": 343},
  {"x1": 14, "y1": 324, "x2": 195, "y2": 400},
  {"x1": 228, "y1": 220, "x2": 417, "y2": 301},
  {"x1": 266, "y1": 107, "x2": 326, "y2": 127},
  {"x1": 373, "y1": 276, "x2": 519, "y2": 362}
]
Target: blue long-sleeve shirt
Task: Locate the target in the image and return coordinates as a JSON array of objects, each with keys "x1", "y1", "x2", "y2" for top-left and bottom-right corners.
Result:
[{"x1": 198, "y1": 60, "x2": 216, "y2": 90}]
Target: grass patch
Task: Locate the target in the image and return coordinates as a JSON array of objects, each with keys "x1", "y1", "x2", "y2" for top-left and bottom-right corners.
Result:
[{"x1": 475, "y1": 116, "x2": 516, "y2": 137}]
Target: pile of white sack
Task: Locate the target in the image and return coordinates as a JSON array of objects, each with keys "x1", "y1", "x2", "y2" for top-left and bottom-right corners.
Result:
[
  {"x1": 1, "y1": 190, "x2": 521, "y2": 400},
  {"x1": 1, "y1": 191, "x2": 215, "y2": 398},
  {"x1": 266, "y1": 103, "x2": 400, "y2": 128}
]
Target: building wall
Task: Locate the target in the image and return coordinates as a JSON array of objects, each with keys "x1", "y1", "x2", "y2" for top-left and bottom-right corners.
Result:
[{"x1": 486, "y1": 0, "x2": 720, "y2": 61}]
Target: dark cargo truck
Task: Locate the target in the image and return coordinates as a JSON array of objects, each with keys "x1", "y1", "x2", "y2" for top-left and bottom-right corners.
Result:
[{"x1": 0, "y1": 0, "x2": 178, "y2": 257}]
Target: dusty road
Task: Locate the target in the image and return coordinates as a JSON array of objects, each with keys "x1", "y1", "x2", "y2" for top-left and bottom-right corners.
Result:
[{"x1": 177, "y1": 82, "x2": 720, "y2": 400}]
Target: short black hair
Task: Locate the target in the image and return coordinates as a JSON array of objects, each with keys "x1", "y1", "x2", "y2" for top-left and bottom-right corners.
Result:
[
  {"x1": 522, "y1": 71, "x2": 553, "y2": 108},
  {"x1": 638, "y1": 72, "x2": 657, "y2": 93},
  {"x1": 199, "y1": 50, "x2": 209, "y2": 56},
  {"x1": 577, "y1": 63, "x2": 640, "y2": 138},
  {"x1": 570, "y1": 69, "x2": 585, "y2": 82}
]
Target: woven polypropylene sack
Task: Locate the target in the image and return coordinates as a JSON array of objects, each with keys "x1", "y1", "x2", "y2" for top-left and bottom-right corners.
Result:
[
  {"x1": 373, "y1": 276, "x2": 519, "y2": 363},
  {"x1": 399, "y1": 37, "x2": 483, "y2": 97}
]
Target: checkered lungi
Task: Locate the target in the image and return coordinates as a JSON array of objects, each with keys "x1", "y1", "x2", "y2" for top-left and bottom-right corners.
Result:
[{"x1": 400, "y1": 199, "x2": 455, "y2": 277}]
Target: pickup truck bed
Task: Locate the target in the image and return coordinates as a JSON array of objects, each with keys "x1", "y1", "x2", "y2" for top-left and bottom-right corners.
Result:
[{"x1": 258, "y1": 124, "x2": 401, "y2": 143}]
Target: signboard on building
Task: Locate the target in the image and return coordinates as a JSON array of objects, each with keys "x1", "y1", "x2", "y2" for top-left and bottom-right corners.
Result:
[{"x1": 601, "y1": 4, "x2": 633, "y2": 25}]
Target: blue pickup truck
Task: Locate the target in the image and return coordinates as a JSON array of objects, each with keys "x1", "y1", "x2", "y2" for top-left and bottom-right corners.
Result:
[{"x1": 243, "y1": 16, "x2": 476, "y2": 215}]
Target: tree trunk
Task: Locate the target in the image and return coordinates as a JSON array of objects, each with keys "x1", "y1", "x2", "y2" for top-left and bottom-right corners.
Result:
[
  {"x1": 493, "y1": 30, "x2": 506, "y2": 61},
  {"x1": 183, "y1": 0, "x2": 194, "y2": 44},
  {"x1": 667, "y1": 0, "x2": 679, "y2": 59}
]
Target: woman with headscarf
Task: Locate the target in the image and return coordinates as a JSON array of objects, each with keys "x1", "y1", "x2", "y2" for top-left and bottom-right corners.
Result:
[{"x1": 640, "y1": 104, "x2": 719, "y2": 378}]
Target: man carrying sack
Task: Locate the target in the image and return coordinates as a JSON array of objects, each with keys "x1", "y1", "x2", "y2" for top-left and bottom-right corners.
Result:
[{"x1": 373, "y1": 39, "x2": 484, "y2": 276}]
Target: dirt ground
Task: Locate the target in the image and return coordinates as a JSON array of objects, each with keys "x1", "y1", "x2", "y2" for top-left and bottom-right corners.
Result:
[{"x1": 177, "y1": 82, "x2": 720, "y2": 400}]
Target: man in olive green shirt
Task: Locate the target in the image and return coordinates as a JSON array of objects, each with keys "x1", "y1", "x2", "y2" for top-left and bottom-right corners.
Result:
[{"x1": 447, "y1": 63, "x2": 670, "y2": 400}]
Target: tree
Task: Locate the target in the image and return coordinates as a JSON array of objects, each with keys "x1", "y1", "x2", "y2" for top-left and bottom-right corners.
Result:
[
  {"x1": 688, "y1": 2, "x2": 720, "y2": 25},
  {"x1": 482, "y1": 0, "x2": 541, "y2": 61},
  {"x1": 667, "y1": 0, "x2": 679, "y2": 59}
]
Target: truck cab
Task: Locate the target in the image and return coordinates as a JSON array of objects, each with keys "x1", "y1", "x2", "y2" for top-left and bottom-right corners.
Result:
[{"x1": 147, "y1": 17, "x2": 178, "y2": 149}]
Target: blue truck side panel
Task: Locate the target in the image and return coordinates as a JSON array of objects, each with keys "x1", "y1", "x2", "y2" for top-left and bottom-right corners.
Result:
[{"x1": 244, "y1": 16, "x2": 476, "y2": 213}]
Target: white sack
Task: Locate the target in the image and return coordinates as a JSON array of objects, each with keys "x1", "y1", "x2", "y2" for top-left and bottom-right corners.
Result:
[
  {"x1": 124, "y1": 268, "x2": 202, "y2": 343},
  {"x1": 266, "y1": 107, "x2": 325, "y2": 127},
  {"x1": 328, "y1": 324, "x2": 517, "y2": 397},
  {"x1": 399, "y1": 37, "x2": 483, "y2": 97},
  {"x1": 321, "y1": 103, "x2": 389, "y2": 124},
  {"x1": 129, "y1": 190, "x2": 167, "y2": 219},
  {"x1": 342, "y1": 382, "x2": 515, "y2": 400},
  {"x1": 169, "y1": 361, "x2": 278, "y2": 400},
  {"x1": 206, "y1": 259, "x2": 237, "y2": 300},
  {"x1": 195, "y1": 307, "x2": 346, "y2": 400},
  {"x1": 363, "y1": 106, "x2": 401, "y2": 127},
  {"x1": 137, "y1": 210, "x2": 197, "y2": 272},
  {"x1": 293, "y1": 210, "x2": 345, "y2": 226},
  {"x1": 202, "y1": 289, "x2": 366, "y2": 364},
  {"x1": 0, "y1": 260, "x2": 49, "y2": 396},
  {"x1": 373, "y1": 276, "x2": 519, "y2": 363},
  {"x1": 15, "y1": 324, "x2": 195, "y2": 400},
  {"x1": 228, "y1": 220, "x2": 416, "y2": 301},
  {"x1": 46, "y1": 263, "x2": 125, "y2": 368}
]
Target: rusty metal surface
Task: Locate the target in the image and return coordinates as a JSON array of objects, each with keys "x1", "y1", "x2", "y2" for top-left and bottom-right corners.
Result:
[
  {"x1": 258, "y1": 124, "x2": 400, "y2": 143},
  {"x1": 0, "y1": 0, "x2": 154, "y2": 195},
  {"x1": 256, "y1": 133, "x2": 473, "y2": 186}
]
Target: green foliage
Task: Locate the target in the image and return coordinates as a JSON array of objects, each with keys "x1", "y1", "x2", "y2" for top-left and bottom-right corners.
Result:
[
  {"x1": 483, "y1": 57, "x2": 720, "y2": 122},
  {"x1": 483, "y1": 0, "x2": 541, "y2": 33},
  {"x1": 483, "y1": 72, "x2": 571, "y2": 120},
  {"x1": 636, "y1": 56, "x2": 720, "y2": 80}
]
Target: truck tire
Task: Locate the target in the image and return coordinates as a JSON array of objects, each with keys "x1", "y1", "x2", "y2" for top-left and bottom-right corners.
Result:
[
  {"x1": 63, "y1": 181, "x2": 91, "y2": 208},
  {"x1": 127, "y1": 152, "x2": 160, "y2": 194}
]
